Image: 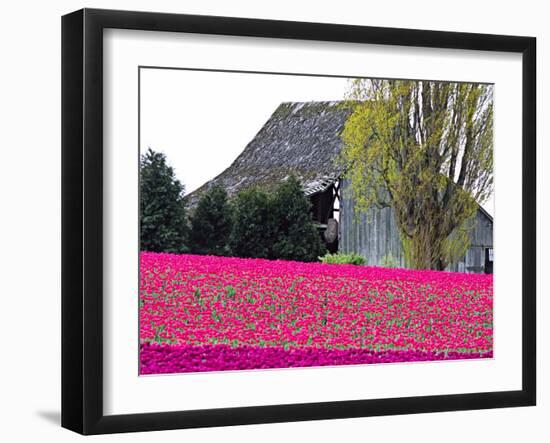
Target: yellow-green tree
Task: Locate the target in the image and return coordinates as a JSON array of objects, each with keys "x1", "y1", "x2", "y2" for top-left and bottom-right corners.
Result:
[{"x1": 341, "y1": 79, "x2": 493, "y2": 270}]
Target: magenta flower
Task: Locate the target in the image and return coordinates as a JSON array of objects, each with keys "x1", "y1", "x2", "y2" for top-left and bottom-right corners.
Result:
[{"x1": 139, "y1": 252, "x2": 493, "y2": 374}]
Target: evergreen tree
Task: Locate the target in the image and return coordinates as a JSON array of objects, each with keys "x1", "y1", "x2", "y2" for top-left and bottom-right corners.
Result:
[
  {"x1": 188, "y1": 185, "x2": 233, "y2": 256},
  {"x1": 230, "y1": 188, "x2": 274, "y2": 259},
  {"x1": 271, "y1": 176, "x2": 326, "y2": 262},
  {"x1": 140, "y1": 148, "x2": 188, "y2": 253}
]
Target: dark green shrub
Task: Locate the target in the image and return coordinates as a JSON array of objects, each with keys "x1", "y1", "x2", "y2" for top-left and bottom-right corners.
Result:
[
  {"x1": 271, "y1": 175, "x2": 326, "y2": 262},
  {"x1": 230, "y1": 188, "x2": 274, "y2": 259},
  {"x1": 188, "y1": 185, "x2": 233, "y2": 256},
  {"x1": 139, "y1": 148, "x2": 188, "y2": 253}
]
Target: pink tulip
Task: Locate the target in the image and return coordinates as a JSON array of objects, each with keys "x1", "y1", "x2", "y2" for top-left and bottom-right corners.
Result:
[{"x1": 139, "y1": 252, "x2": 493, "y2": 374}]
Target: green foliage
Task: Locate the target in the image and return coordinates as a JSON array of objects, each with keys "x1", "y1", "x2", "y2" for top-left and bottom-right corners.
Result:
[
  {"x1": 188, "y1": 185, "x2": 233, "y2": 256},
  {"x1": 140, "y1": 148, "x2": 188, "y2": 253},
  {"x1": 180, "y1": 175, "x2": 330, "y2": 263},
  {"x1": 271, "y1": 175, "x2": 326, "y2": 262},
  {"x1": 341, "y1": 79, "x2": 493, "y2": 270},
  {"x1": 380, "y1": 253, "x2": 398, "y2": 268},
  {"x1": 230, "y1": 188, "x2": 275, "y2": 259},
  {"x1": 320, "y1": 253, "x2": 366, "y2": 265},
  {"x1": 230, "y1": 178, "x2": 328, "y2": 262},
  {"x1": 443, "y1": 216, "x2": 475, "y2": 267}
]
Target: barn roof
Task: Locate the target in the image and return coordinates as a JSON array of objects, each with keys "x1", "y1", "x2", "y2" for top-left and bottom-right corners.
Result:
[
  {"x1": 185, "y1": 101, "x2": 352, "y2": 207},
  {"x1": 477, "y1": 204, "x2": 494, "y2": 223}
]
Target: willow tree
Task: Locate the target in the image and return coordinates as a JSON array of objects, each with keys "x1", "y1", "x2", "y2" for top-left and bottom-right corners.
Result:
[{"x1": 341, "y1": 79, "x2": 493, "y2": 270}]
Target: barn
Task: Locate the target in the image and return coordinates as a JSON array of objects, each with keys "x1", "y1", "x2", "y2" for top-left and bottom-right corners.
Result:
[{"x1": 186, "y1": 101, "x2": 493, "y2": 274}]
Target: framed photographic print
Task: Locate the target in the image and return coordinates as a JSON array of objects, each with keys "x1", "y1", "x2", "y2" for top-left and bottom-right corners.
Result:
[{"x1": 61, "y1": 8, "x2": 536, "y2": 435}]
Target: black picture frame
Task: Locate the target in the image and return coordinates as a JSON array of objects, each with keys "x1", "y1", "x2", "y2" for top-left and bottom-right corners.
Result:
[{"x1": 61, "y1": 8, "x2": 536, "y2": 435}]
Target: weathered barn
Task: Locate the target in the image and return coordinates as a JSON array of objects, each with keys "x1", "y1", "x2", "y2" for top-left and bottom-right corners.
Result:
[
  {"x1": 340, "y1": 181, "x2": 494, "y2": 273},
  {"x1": 186, "y1": 101, "x2": 493, "y2": 273}
]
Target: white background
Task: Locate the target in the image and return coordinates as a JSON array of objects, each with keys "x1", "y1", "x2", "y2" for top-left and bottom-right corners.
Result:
[{"x1": 0, "y1": 0, "x2": 547, "y2": 442}]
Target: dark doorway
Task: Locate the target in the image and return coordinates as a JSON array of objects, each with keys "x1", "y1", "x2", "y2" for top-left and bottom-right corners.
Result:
[
  {"x1": 310, "y1": 184, "x2": 340, "y2": 253},
  {"x1": 484, "y1": 248, "x2": 494, "y2": 274}
]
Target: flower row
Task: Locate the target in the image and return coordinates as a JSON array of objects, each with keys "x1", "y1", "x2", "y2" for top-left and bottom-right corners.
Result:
[{"x1": 140, "y1": 252, "x2": 493, "y2": 359}]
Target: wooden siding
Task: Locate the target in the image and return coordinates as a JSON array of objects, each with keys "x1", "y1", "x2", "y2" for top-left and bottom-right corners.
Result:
[{"x1": 339, "y1": 179, "x2": 493, "y2": 273}]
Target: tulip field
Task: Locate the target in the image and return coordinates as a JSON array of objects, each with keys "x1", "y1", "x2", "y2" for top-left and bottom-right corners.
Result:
[{"x1": 139, "y1": 252, "x2": 493, "y2": 374}]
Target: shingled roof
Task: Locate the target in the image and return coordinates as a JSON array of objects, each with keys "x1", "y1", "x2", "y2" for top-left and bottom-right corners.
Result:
[{"x1": 185, "y1": 101, "x2": 352, "y2": 207}]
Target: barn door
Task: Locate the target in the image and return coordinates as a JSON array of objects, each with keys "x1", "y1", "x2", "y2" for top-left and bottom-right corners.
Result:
[{"x1": 484, "y1": 248, "x2": 494, "y2": 274}]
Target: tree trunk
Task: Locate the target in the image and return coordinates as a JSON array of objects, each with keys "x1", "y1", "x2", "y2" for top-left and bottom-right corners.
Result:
[{"x1": 404, "y1": 226, "x2": 447, "y2": 271}]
